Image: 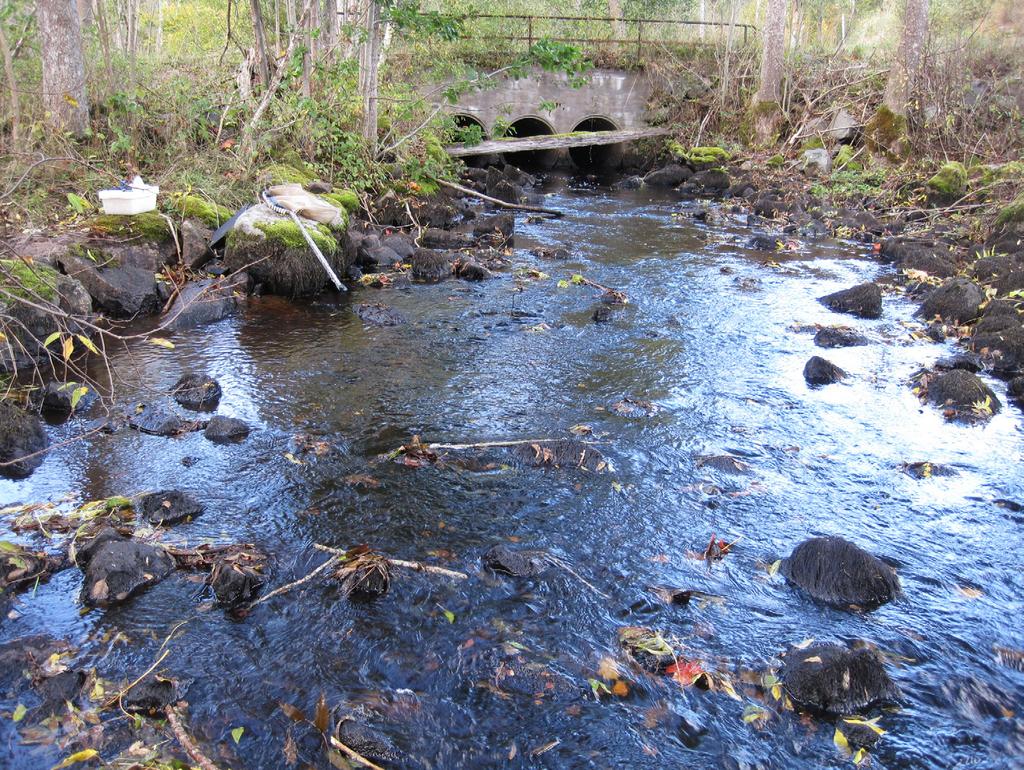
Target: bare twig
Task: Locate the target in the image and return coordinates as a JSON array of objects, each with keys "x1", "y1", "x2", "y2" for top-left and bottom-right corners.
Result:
[
  {"x1": 329, "y1": 735, "x2": 385, "y2": 770},
  {"x1": 248, "y1": 554, "x2": 341, "y2": 607},
  {"x1": 432, "y1": 178, "x2": 563, "y2": 218},
  {"x1": 166, "y1": 705, "x2": 221, "y2": 770},
  {"x1": 313, "y1": 543, "x2": 468, "y2": 580}
]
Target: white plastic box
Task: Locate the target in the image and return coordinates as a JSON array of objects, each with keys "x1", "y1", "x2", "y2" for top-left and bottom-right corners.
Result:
[{"x1": 97, "y1": 179, "x2": 159, "y2": 215}]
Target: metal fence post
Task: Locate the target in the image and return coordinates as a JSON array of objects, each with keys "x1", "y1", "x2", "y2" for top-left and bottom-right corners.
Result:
[
  {"x1": 636, "y1": 20, "x2": 642, "y2": 61},
  {"x1": 527, "y1": 16, "x2": 533, "y2": 50}
]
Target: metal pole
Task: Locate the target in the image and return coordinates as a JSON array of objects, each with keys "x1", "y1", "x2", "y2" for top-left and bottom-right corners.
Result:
[
  {"x1": 527, "y1": 16, "x2": 533, "y2": 50},
  {"x1": 636, "y1": 20, "x2": 642, "y2": 61}
]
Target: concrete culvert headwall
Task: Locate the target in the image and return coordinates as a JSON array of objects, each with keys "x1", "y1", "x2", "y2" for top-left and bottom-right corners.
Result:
[
  {"x1": 501, "y1": 116, "x2": 557, "y2": 170},
  {"x1": 569, "y1": 116, "x2": 623, "y2": 171}
]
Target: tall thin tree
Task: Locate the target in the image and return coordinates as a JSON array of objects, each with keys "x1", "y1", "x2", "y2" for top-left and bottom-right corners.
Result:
[
  {"x1": 883, "y1": 0, "x2": 929, "y2": 118},
  {"x1": 750, "y1": 0, "x2": 787, "y2": 144},
  {"x1": 38, "y1": 0, "x2": 89, "y2": 136}
]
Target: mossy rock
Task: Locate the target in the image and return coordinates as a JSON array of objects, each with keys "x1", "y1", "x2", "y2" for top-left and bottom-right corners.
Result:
[
  {"x1": 800, "y1": 136, "x2": 826, "y2": 151},
  {"x1": 927, "y1": 161, "x2": 968, "y2": 198},
  {"x1": 321, "y1": 190, "x2": 360, "y2": 214},
  {"x1": 996, "y1": 195, "x2": 1024, "y2": 228},
  {"x1": 0, "y1": 259, "x2": 59, "y2": 301},
  {"x1": 68, "y1": 243, "x2": 119, "y2": 268},
  {"x1": 767, "y1": 154, "x2": 785, "y2": 169},
  {"x1": 864, "y1": 106, "x2": 908, "y2": 161},
  {"x1": 258, "y1": 158, "x2": 316, "y2": 186},
  {"x1": 86, "y1": 212, "x2": 175, "y2": 243},
  {"x1": 674, "y1": 145, "x2": 732, "y2": 169},
  {"x1": 224, "y1": 204, "x2": 350, "y2": 297},
  {"x1": 833, "y1": 145, "x2": 862, "y2": 172},
  {"x1": 166, "y1": 194, "x2": 234, "y2": 229},
  {"x1": 975, "y1": 160, "x2": 1024, "y2": 186}
]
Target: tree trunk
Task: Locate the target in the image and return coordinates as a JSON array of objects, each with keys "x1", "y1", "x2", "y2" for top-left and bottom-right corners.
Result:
[
  {"x1": 883, "y1": 0, "x2": 929, "y2": 118},
  {"x1": 721, "y1": 0, "x2": 738, "y2": 102},
  {"x1": 0, "y1": 21, "x2": 20, "y2": 148},
  {"x1": 359, "y1": 1, "x2": 381, "y2": 149},
  {"x1": 322, "y1": 0, "x2": 338, "y2": 61},
  {"x1": 249, "y1": 0, "x2": 271, "y2": 88},
  {"x1": 607, "y1": 0, "x2": 624, "y2": 40},
  {"x1": 38, "y1": 0, "x2": 89, "y2": 136},
  {"x1": 751, "y1": 0, "x2": 787, "y2": 143}
]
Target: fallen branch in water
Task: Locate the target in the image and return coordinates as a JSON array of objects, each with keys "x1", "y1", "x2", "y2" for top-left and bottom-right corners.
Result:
[
  {"x1": 166, "y1": 705, "x2": 221, "y2": 770},
  {"x1": 248, "y1": 554, "x2": 341, "y2": 607},
  {"x1": 433, "y1": 178, "x2": 564, "y2": 218},
  {"x1": 572, "y1": 274, "x2": 628, "y2": 304},
  {"x1": 545, "y1": 554, "x2": 609, "y2": 599},
  {"x1": 329, "y1": 734, "x2": 386, "y2": 770},
  {"x1": 314, "y1": 543, "x2": 468, "y2": 580}
]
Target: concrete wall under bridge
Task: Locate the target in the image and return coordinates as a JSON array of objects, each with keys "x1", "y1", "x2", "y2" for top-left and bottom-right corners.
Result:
[{"x1": 442, "y1": 67, "x2": 655, "y2": 170}]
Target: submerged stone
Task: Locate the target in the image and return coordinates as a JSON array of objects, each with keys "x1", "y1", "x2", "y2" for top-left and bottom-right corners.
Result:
[
  {"x1": 171, "y1": 373, "x2": 222, "y2": 411},
  {"x1": 138, "y1": 490, "x2": 204, "y2": 526},
  {"x1": 781, "y1": 536, "x2": 900, "y2": 608},
  {"x1": 0, "y1": 400, "x2": 48, "y2": 479},
  {"x1": 819, "y1": 282, "x2": 882, "y2": 319},
  {"x1": 782, "y1": 643, "x2": 899, "y2": 715},
  {"x1": 482, "y1": 544, "x2": 549, "y2": 577},
  {"x1": 79, "y1": 529, "x2": 175, "y2": 607},
  {"x1": 204, "y1": 415, "x2": 250, "y2": 443},
  {"x1": 804, "y1": 356, "x2": 845, "y2": 386}
]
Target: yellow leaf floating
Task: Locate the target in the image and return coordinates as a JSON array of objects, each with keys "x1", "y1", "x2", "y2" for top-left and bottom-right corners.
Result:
[
  {"x1": 843, "y1": 716, "x2": 886, "y2": 736},
  {"x1": 148, "y1": 337, "x2": 175, "y2": 349},
  {"x1": 231, "y1": 726, "x2": 244, "y2": 744},
  {"x1": 12, "y1": 703, "x2": 26, "y2": 722},
  {"x1": 833, "y1": 727, "x2": 849, "y2": 751},
  {"x1": 50, "y1": 748, "x2": 98, "y2": 769}
]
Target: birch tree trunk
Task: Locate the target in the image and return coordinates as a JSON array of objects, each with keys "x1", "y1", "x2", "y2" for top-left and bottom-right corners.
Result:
[
  {"x1": 322, "y1": 0, "x2": 338, "y2": 61},
  {"x1": 359, "y1": 1, "x2": 381, "y2": 149},
  {"x1": 883, "y1": 0, "x2": 929, "y2": 118},
  {"x1": 249, "y1": 0, "x2": 271, "y2": 88},
  {"x1": 39, "y1": 0, "x2": 90, "y2": 136},
  {"x1": 0, "y1": 21, "x2": 20, "y2": 147},
  {"x1": 607, "y1": 0, "x2": 624, "y2": 41},
  {"x1": 750, "y1": 0, "x2": 787, "y2": 144}
]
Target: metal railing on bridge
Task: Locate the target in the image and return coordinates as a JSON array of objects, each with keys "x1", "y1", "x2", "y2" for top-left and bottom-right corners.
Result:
[{"x1": 460, "y1": 13, "x2": 757, "y2": 58}]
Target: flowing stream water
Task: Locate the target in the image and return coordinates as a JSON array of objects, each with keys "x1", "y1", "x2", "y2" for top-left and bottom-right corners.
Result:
[{"x1": 2, "y1": 178, "x2": 1023, "y2": 769}]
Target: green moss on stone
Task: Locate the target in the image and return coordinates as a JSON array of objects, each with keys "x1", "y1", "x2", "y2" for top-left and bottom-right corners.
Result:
[
  {"x1": 321, "y1": 190, "x2": 360, "y2": 213},
  {"x1": 766, "y1": 154, "x2": 785, "y2": 168},
  {"x1": 976, "y1": 160, "x2": 1024, "y2": 186},
  {"x1": 927, "y1": 161, "x2": 968, "y2": 196},
  {"x1": 252, "y1": 220, "x2": 338, "y2": 254},
  {"x1": 167, "y1": 193, "x2": 234, "y2": 228},
  {"x1": 87, "y1": 212, "x2": 174, "y2": 242},
  {"x1": 864, "y1": 106, "x2": 908, "y2": 160},
  {"x1": 996, "y1": 194, "x2": 1024, "y2": 228},
  {"x1": 0, "y1": 260, "x2": 59, "y2": 301},
  {"x1": 687, "y1": 146, "x2": 732, "y2": 165},
  {"x1": 833, "y1": 144, "x2": 862, "y2": 172},
  {"x1": 260, "y1": 163, "x2": 316, "y2": 185},
  {"x1": 68, "y1": 243, "x2": 119, "y2": 267},
  {"x1": 800, "y1": 136, "x2": 825, "y2": 151}
]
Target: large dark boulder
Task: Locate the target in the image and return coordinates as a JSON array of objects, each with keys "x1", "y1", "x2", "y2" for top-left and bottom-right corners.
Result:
[
  {"x1": 79, "y1": 530, "x2": 175, "y2": 606},
  {"x1": 645, "y1": 163, "x2": 692, "y2": 187},
  {"x1": 138, "y1": 490, "x2": 204, "y2": 526},
  {"x1": 782, "y1": 643, "x2": 899, "y2": 715},
  {"x1": 880, "y1": 237, "x2": 957, "y2": 277},
  {"x1": 472, "y1": 212, "x2": 514, "y2": 244},
  {"x1": 380, "y1": 233, "x2": 415, "y2": 259},
  {"x1": 33, "y1": 381, "x2": 97, "y2": 416},
  {"x1": 926, "y1": 370, "x2": 1001, "y2": 414},
  {"x1": 0, "y1": 400, "x2": 47, "y2": 479},
  {"x1": 60, "y1": 257, "x2": 161, "y2": 318},
  {"x1": 804, "y1": 356, "x2": 845, "y2": 386},
  {"x1": 163, "y1": 277, "x2": 241, "y2": 331},
  {"x1": 122, "y1": 673, "x2": 176, "y2": 715},
  {"x1": 917, "y1": 278, "x2": 984, "y2": 324},
  {"x1": 972, "y1": 253, "x2": 1024, "y2": 295},
  {"x1": 814, "y1": 327, "x2": 868, "y2": 348},
  {"x1": 482, "y1": 544, "x2": 549, "y2": 577},
  {"x1": 972, "y1": 324, "x2": 1024, "y2": 376},
  {"x1": 204, "y1": 415, "x2": 250, "y2": 443},
  {"x1": 171, "y1": 373, "x2": 222, "y2": 411},
  {"x1": 819, "y1": 282, "x2": 883, "y2": 319},
  {"x1": 781, "y1": 536, "x2": 900, "y2": 608},
  {"x1": 681, "y1": 169, "x2": 731, "y2": 196},
  {"x1": 128, "y1": 404, "x2": 191, "y2": 436},
  {"x1": 410, "y1": 249, "x2": 451, "y2": 282}
]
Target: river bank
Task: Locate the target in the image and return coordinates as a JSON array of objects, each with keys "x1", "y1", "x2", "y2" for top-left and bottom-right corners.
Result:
[{"x1": 1, "y1": 158, "x2": 1023, "y2": 768}]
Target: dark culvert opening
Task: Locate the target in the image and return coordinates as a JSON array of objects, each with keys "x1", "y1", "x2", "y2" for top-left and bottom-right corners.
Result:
[
  {"x1": 569, "y1": 117, "x2": 623, "y2": 172},
  {"x1": 451, "y1": 114, "x2": 489, "y2": 167},
  {"x1": 501, "y1": 116, "x2": 557, "y2": 170}
]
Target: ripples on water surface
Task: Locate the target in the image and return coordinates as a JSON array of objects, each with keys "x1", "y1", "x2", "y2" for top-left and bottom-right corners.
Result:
[{"x1": 2, "y1": 179, "x2": 1023, "y2": 769}]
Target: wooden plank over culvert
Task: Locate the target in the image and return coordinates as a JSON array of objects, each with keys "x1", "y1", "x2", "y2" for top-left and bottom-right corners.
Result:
[{"x1": 444, "y1": 127, "x2": 671, "y2": 158}]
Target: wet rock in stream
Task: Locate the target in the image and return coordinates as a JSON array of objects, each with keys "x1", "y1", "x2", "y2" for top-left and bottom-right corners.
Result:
[
  {"x1": 355, "y1": 302, "x2": 407, "y2": 327},
  {"x1": 138, "y1": 489, "x2": 204, "y2": 526},
  {"x1": 512, "y1": 439, "x2": 607, "y2": 472},
  {"x1": 171, "y1": 373, "x2": 222, "y2": 410},
  {"x1": 209, "y1": 552, "x2": 266, "y2": 606},
  {"x1": 128, "y1": 403, "x2": 202, "y2": 436},
  {"x1": 0, "y1": 400, "x2": 48, "y2": 479},
  {"x1": 454, "y1": 259, "x2": 492, "y2": 281},
  {"x1": 782, "y1": 643, "x2": 900, "y2": 715},
  {"x1": 334, "y1": 719, "x2": 403, "y2": 764},
  {"x1": 122, "y1": 672, "x2": 177, "y2": 715},
  {"x1": 803, "y1": 356, "x2": 845, "y2": 386},
  {"x1": 781, "y1": 536, "x2": 900, "y2": 608},
  {"x1": 814, "y1": 326, "x2": 868, "y2": 348},
  {"x1": 482, "y1": 544, "x2": 549, "y2": 578},
  {"x1": 204, "y1": 415, "x2": 251, "y2": 442},
  {"x1": 77, "y1": 527, "x2": 175, "y2": 607},
  {"x1": 917, "y1": 278, "x2": 984, "y2": 324},
  {"x1": 923, "y1": 369, "x2": 1001, "y2": 418},
  {"x1": 33, "y1": 381, "x2": 97, "y2": 416},
  {"x1": 410, "y1": 248, "x2": 452, "y2": 282},
  {"x1": 819, "y1": 282, "x2": 883, "y2": 319}
]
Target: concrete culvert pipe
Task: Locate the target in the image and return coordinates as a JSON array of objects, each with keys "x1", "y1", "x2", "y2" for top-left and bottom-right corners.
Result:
[
  {"x1": 500, "y1": 116, "x2": 558, "y2": 170},
  {"x1": 569, "y1": 116, "x2": 623, "y2": 172},
  {"x1": 451, "y1": 114, "x2": 490, "y2": 167}
]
